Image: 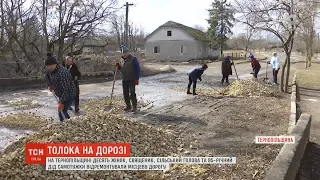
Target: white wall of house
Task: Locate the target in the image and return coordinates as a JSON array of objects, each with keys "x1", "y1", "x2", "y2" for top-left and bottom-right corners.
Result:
[
  {"x1": 146, "y1": 40, "x2": 208, "y2": 61},
  {"x1": 145, "y1": 27, "x2": 208, "y2": 61},
  {"x1": 146, "y1": 27, "x2": 194, "y2": 42},
  {"x1": 208, "y1": 49, "x2": 220, "y2": 58}
]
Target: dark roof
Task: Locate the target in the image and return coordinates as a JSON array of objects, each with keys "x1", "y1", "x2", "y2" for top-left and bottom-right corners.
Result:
[{"x1": 146, "y1": 21, "x2": 209, "y2": 42}]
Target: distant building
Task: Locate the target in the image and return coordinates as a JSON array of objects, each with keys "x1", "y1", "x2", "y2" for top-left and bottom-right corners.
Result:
[{"x1": 145, "y1": 20, "x2": 219, "y2": 61}]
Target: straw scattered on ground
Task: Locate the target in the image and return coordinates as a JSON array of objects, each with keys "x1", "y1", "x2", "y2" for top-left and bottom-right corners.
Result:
[
  {"x1": 141, "y1": 65, "x2": 176, "y2": 77},
  {"x1": 220, "y1": 79, "x2": 281, "y2": 97}
]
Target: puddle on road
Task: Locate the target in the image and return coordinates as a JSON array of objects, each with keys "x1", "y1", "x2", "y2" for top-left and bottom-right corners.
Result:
[{"x1": 0, "y1": 127, "x2": 35, "y2": 152}]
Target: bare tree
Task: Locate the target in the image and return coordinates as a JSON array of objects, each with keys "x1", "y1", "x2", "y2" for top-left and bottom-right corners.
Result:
[
  {"x1": 137, "y1": 26, "x2": 146, "y2": 50},
  {"x1": 37, "y1": 0, "x2": 118, "y2": 62},
  {"x1": 296, "y1": 1, "x2": 318, "y2": 68},
  {"x1": 111, "y1": 14, "x2": 124, "y2": 51},
  {"x1": 234, "y1": 0, "x2": 313, "y2": 92},
  {"x1": 2, "y1": 0, "x2": 43, "y2": 60}
]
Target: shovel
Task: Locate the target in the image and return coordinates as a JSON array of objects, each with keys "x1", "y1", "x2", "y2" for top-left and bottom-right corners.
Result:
[{"x1": 104, "y1": 66, "x2": 117, "y2": 112}]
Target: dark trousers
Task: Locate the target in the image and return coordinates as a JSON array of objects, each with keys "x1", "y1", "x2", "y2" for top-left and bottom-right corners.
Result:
[
  {"x1": 253, "y1": 68, "x2": 260, "y2": 78},
  {"x1": 221, "y1": 74, "x2": 229, "y2": 84},
  {"x1": 122, "y1": 80, "x2": 137, "y2": 108},
  {"x1": 74, "y1": 82, "x2": 80, "y2": 110},
  {"x1": 187, "y1": 76, "x2": 197, "y2": 91},
  {"x1": 58, "y1": 97, "x2": 74, "y2": 121},
  {"x1": 273, "y1": 68, "x2": 279, "y2": 84}
]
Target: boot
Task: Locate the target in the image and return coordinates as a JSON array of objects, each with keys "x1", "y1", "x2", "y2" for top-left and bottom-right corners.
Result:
[
  {"x1": 124, "y1": 105, "x2": 131, "y2": 112},
  {"x1": 192, "y1": 88, "x2": 198, "y2": 95},
  {"x1": 131, "y1": 106, "x2": 137, "y2": 113},
  {"x1": 187, "y1": 88, "x2": 192, "y2": 94}
]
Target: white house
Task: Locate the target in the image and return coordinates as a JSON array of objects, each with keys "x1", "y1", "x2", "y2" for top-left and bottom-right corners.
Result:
[{"x1": 145, "y1": 21, "x2": 218, "y2": 61}]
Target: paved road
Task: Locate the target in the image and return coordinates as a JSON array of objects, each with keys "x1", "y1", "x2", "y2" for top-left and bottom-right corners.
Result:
[
  {"x1": 0, "y1": 61, "x2": 266, "y2": 151},
  {"x1": 295, "y1": 87, "x2": 320, "y2": 180}
]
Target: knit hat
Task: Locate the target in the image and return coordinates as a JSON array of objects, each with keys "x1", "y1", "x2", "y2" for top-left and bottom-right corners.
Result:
[
  {"x1": 202, "y1": 64, "x2": 208, "y2": 69},
  {"x1": 225, "y1": 56, "x2": 231, "y2": 61},
  {"x1": 45, "y1": 53, "x2": 58, "y2": 65},
  {"x1": 121, "y1": 45, "x2": 129, "y2": 53},
  {"x1": 249, "y1": 54, "x2": 254, "y2": 60}
]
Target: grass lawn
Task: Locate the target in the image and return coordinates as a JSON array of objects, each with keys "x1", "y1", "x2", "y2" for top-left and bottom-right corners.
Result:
[
  {"x1": 296, "y1": 71, "x2": 320, "y2": 89},
  {"x1": 294, "y1": 61, "x2": 320, "y2": 89}
]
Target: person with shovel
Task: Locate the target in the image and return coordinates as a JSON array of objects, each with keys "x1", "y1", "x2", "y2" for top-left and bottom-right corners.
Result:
[
  {"x1": 269, "y1": 52, "x2": 280, "y2": 86},
  {"x1": 187, "y1": 64, "x2": 208, "y2": 95},
  {"x1": 221, "y1": 56, "x2": 233, "y2": 85},
  {"x1": 249, "y1": 55, "x2": 261, "y2": 79},
  {"x1": 64, "y1": 56, "x2": 81, "y2": 112},
  {"x1": 45, "y1": 53, "x2": 76, "y2": 121},
  {"x1": 115, "y1": 45, "x2": 141, "y2": 113}
]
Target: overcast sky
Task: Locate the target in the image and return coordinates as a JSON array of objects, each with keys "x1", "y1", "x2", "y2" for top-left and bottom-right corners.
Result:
[{"x1": 117, "y1": 0, "x2": 245, "y2": 35}]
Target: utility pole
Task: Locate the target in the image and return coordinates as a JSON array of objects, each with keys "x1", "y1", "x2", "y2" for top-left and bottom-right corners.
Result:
[{"x1": 124, "y1": 2, "x2": 134, "y2": 49}]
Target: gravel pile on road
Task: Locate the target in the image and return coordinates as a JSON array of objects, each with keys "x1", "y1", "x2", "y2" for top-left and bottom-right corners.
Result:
[
  {"x1": 0, "y1": 114, "x2": 49, "y2": 131},
  {"x1": 220, "y1": 79, "x2": 279, "y2": 97},
  {"x1": 0, "y1": 97, "x2": 186, "y2": 179}
]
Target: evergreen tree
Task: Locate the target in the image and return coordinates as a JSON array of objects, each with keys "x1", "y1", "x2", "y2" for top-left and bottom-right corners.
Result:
[{"x1": 207, "y1": 0, "x2": 235, "y2": 57}]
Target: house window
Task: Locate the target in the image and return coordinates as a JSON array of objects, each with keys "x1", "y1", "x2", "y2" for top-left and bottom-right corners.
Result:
[
  {"x1": 180, "y1": 45, "x2": 187, "y2": 55},
  {"x1": 167, "y1": 30, "x2": 172, "y2": 36},
  {"x1": 154, "y1": 46, "x2": 160, "y2": 54}
]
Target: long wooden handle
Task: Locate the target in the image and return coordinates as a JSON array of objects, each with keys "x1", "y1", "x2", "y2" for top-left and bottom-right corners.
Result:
[
  {"x1": 110, "y1": 67, "x2": 117, "y2": 103},
  {"x1": 232, "y1": 60, "x2": 239, "y2": 79}
]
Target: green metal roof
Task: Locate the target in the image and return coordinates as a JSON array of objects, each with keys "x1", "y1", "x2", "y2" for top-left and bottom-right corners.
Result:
[{"x1": 146, "y1": 21, "x2": 209, "y2": 42}]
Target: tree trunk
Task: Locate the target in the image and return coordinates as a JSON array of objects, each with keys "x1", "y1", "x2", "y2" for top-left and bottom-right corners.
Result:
[
  {"x1": 70, "y1": 36, "x2": 76, "y2": 57},
  {"x1": 0, "y1": 0, "x2": 4, "y2": 51},
  {"x1": 284, "y1": 55, "x2": 291, "y2": 93},
  {"x1": 280, "y1": 56, "x2": 287, "y2": 92},
  {"x1": 42, "y1": 0, "x2": 50, "y2": 53},
  {"x1": 305, "y1": 48, "x2": 309, "y2": 68},
  {"x1": 47, "y1": 42, "x2": 54, "y2": 54},
  {"x1": 57, "y1": 38, "x2": 65, "y2": 63},
  {"x1": 308, "y1": 38, "x2": 313, "y2": 67}
]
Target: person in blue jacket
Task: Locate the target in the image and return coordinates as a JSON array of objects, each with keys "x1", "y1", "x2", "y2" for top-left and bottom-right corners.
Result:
[
  {"x1": 115, "y1": 45, "x2": 141, "y2": 113},
  {"x1": 187, "y1": 64, "x2": 208, "y2": 95}
]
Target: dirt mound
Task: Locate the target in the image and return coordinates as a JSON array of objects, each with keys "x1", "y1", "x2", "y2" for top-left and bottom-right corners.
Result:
[
  {"x1": 0, "y1": 98, "x2": 184, "y2": 179},
  {"x1": 220, "y1": 79, "x2": 279, "y2": 97},
  {"x1": 141, "y1": 65, "x2": 176, "y2": 76}
]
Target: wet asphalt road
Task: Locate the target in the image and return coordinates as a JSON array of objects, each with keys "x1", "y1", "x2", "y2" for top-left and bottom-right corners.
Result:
[{"x1": 0, "y1": 61, "x2": 268, "y2": 151}]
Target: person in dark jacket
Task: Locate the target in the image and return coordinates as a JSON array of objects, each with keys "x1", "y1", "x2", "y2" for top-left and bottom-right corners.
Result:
[
  {"x1": 115, "y1": 45, "x2": 141, "y2": 113},
  {"x1": 45, "y1": 53, "x2": 76, "y2": 121},
  {"x1": 249, "y1": 55, "x2": 261, "y2": 79},
  {"x1": 65, "y1": 56, "x2": 81, "y2": 112},
  {"x1": 187, "y1": 64, "x2": 208, "y2": 95},
  {"x1": 221, "y1": 56, "x2": 233, "y2": 85}
]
